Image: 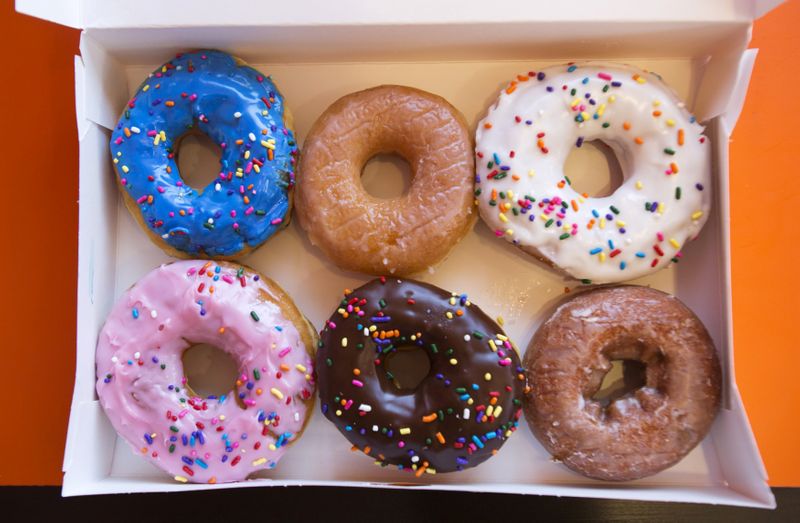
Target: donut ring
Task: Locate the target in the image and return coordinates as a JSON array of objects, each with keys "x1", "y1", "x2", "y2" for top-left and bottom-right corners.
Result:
[
  {"x1": 296, "y1": 85, "x2": 475, "y2": 275},
  {"x1": 110, "y1": 50, "x2": 297, "y2": 259},
  {"x1": 475, "y1": 62, "x2": 711, "y2": 283},
  {"x1": 317, "y1": 278, "x2": 527, "y2": 474},
  {"x1": 95, "y1": 261, "x2": 317, "y2": 483},
  {"x1": 523, "y1": 285, "x2": 721, "y2": 481}
]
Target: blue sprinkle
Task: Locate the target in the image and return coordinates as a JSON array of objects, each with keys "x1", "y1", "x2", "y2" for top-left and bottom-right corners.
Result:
[
  {"x1": 567, "y1": 65, "x2": 577, "y2": 72},
  {"x1": 620, "y1": 261, "x2": 627, "y2": 270},
  {"x1": 144, "y1": 433, "x2": 153, "y2": 445},
  {"x1": 456, "y1": 457, "x2": 469, "y2": 465},
  {"x1": 132, "y1": 308, "x2": 139, "y2": 319},
  {"x1": 195, "y1": 458, "x2": 208, "y2": 469},
  {"x1": 608, "y1": 240, "x2": 615, "y2": 249},
  {"x1": 485, "y1": 431, "x2": 498, "y2": 440},
  {"x1": 636, "y1": 252, "x2": 646, "y2": 258},
  {"x1": 589, "y1": 247, "x2": 602, "y2": 255},
  {"x1": 472, "y1": 435, "x2": 485, "y2": 449},
  {"x1": 591, "y1": 209, "x2": 599, "y2": 218}
]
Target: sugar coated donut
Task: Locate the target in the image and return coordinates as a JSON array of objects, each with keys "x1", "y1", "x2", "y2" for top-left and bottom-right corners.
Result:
[
  {"x1": 317, "y1": 277, "x2": 527, "y2": 474},
  {"x1": 523, "y1": 285, "x2": 721, "y2": 481},
  {"x1": 96, "y1": 261, "x2": 316, "y2": 484},
  {"x1": 110, "y1": 50, "x2": 297, "y2": 259},
  {"x1": 475, "y1": 63, "x2": 711, "y2": 283},
  {"x1": 296, "y1": 85, "x2": 475, "y2": 276}
]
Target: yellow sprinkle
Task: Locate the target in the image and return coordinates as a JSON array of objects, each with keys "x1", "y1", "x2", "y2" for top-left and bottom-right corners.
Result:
[
  {"x1": 174, "y1": 475, "x2": 188, "y2": 483},
  {"x1": 496, "y1": 316, "x2": 504, "y2": 326},
  {"x1": 599, "y1": 252, "x2": 606, "y2": 263},
  {"x1": 121, "y1": 165, "x2": 129, "y2": 173},
  {"x1": 498, "y1": 213, "x2": 508, "y2": 223},
  {"x1": 635, "y1": 181, "x2": 643, "y2": 190},
  {"x1": 244, "y1": 150, "x2": 250, "y2": 160},
  {"x1": 616, "y1": 220, "x2": 626, "y2": 228},
  {"x1": 635, "y1": 76, "x2": 646, "y2": 84},
  {"x1": 666, "y1": 119, "x2": 676, "y2": 127},
  {"x1": 658, "y1": 203, "x2": 665, "y2": 214},
  {"x1": 341, "y1": 337, "x2": 348, "y2": 347},
  {"x1": 507, "y1": 190, "x2": 515, "y2": 199},
  {"x1": 219, "y1": 415, "x2": 226, "y2": 421},
  {"x1": 334, "y1": 410, "x2": 342, "y2": 417},
  {"x1": 608, "y1": 95, "x2": 616, "y2": 103},
  {"x1": 261, "y1": 140, "x2": 275, "y2": 150},
  {"x1": 528, "y1": 169, "x2": 536, "y2": 177},
  {"x1": 571, "y1": 98, "x2": 581, "y2": 108},
  {"x1": 540, "y1": 213, "x2": 548, "y2": 221},
  {"x1": 484, "y1": 372, "x2": 492, "y2": 381},
  {"x1": 269, "y1": 443, "x2": 277, "y2": 450},
  {"x1": 449, "y1": 358, "x2": 458, "y2": 365},
  {"x1": 449, "y1": 297, "x2": 457, "y2": 305},
  {"x1": 597, "y1": 104, "x2": 606, "y2": 117},
  {"x1": 486, "y1": 406, "x2": 494, "y2": 417},
  {"x1": 113, "y1": 158, "x2": 119, "y2": 164},
  {"x1": 252, "y1": 457, "x2": 267, "y2": 466},
  {"x1": 599, "y1": 218, "x2": 606, "y2": 229},
  {"x1": 270, "y1": 388, "x2": 284, "y2": 400},
  {"x1": 446, "y1": 311, "x2": 453, "y2": 319},
  {"x1": 692, "y1": 211, "x2": 704, "y2": 220},
  {"x1": 399, "y1": 427, "x2": 411, "y2": 435},
  {"x1": 142, "y1": 85, "x2": 150, "y2": 92},
  {"x1": 496, "y1": 334, "x2": 508, "y2": 341},
  {"x1": 653, "y1": 100, "x2": 662, "y2": 107},
  {"x1": 369, "y1": 325, "x2": 377, "y2": 332},
  {"x1": 669, "y1": 238, "x2": 681, "y2": 249},
  {"x1": 505, "y1": 229, "x2": 513, "y2": 236},
  {"x1": 296, "y1": 364, "x2": 307, "y2": 373},
  {"x1": 154, "y1": 134, "x2": 161, "y2": 146},
  {"x1": 581, "y1": 111, "x2": 590, "y2": 121},
  {"x1": 493, "y1": 406, "x2": 503, "y2": 417},
  {"x1": 488, "y1": 339, "x2": 498, "y2": 352},
  {"x1": 160, "y1": 130, "x2": 166, "y2": 141}
]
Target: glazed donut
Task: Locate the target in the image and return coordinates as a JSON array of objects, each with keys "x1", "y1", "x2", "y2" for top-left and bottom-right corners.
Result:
[
  {"x1": 110, "y1": 50, "x2": 297, "y2": 259},
  {"x1": 317, "y1": 278, "x2": 527, "y2": 474},
  {"x1": 296, "y1": 85, "x2": 475, "y2": 276},
  {"x1": 96, "y1": 261, "x2": 316, "y2": 483},
  {"x1": 523, "y1": 285, "x2": 721, "y2": 481},
  {"x1": 475, "y1": 62, "x2": 711, "y2": 283}
]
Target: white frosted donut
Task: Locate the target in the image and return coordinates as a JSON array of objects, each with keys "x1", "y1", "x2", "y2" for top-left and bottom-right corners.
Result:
[{"x1": 475, "y1": 62, "x2": 711, "y2": 283}]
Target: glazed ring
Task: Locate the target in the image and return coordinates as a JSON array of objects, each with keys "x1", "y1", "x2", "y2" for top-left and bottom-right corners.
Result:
[
  {"x1": 475, "y1": 62, "x2": 711, "y2": 283},
  {"x1": 95, "y1": 261, "x2": 317, "y2": 484},
  {"x1": 317, "y1": 277, "x2": 527, "y2": 474},
  {"x1": 296, "y1": 85, "x2": 475, "y2": 276},
  {"x1": 110, "y1": 50, "x2": 297, "y2": 259},
  {"x1": 523, "y1": 285, "x2": 721, "y2": 481}
]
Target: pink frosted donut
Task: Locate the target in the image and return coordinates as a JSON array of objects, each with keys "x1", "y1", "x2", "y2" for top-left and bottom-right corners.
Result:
[{"x1": 95, "y1": 260, "x2": 317, "y2": 484}]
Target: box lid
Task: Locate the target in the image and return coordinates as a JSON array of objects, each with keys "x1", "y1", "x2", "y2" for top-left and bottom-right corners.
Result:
[{"x1": 15, "y1": 0, "x2": 786, "y2": 30}]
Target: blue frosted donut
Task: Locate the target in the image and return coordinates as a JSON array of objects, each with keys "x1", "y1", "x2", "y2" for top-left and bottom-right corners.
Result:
[{"x1": 110, "y1": 50, "x2": 297, "y2": 258}]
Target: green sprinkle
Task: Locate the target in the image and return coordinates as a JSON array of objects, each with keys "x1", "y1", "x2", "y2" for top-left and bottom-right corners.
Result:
[
  {"x1": 437, "y1": 410, "x2": 444, "y2": 421},
  {"x1": 325, "y1": 357, "x2": 333, "y2": 367},
  {"x1": 455, "y1": 387, "x2": 467, "y2": 393},
  {"x1": 255, "y1": 210, "x2": 266, "y2": 216},
  {"x1": 664, "y1": 148, "x2": 675, "y2": 155},
  {"x1": 472, "y1": 331, "x2": 485, "y2": 340},
  {"x1": 610, "y1": 205, "x2": 620, "y2": 215},
  {"x1": 564, "y1": 175, "x2": 572, "y2": 185},
  {"x1": 203, "y1": 222, "x2": 215, "y2": 230},
  {"x1": 379, "y1": 299, "x2": 387, "y2": 308},
  {"x1": 544, "y1": 219, "x2": 554, "y2": 228},
  {"x1": 250, "y1": 311, "x2": 260, "y2": 322},
  {"x1": 254, "y1": 369, "x2": 261, "y2": 381},
  {"x1": 580, "y1": 279, "x2": 592, "y2": 285},
  {"x1": 430, "y1": 344, "x2": 438, "y2": 354},
  {"x1": 169, "y1": 444, "x2": 176, "y2": 453},
  {"x1": 675, "y1": 187, "x2": 682, "y2": 200},
  {"x1": 602, "y1": 122, "x2": 610, "y2": 128},
  {"x1": 474, "y1": 188, "x2": 482, "y2": 196},
  {"x1": 559, "y1": 233, "x2": 571, "y2": 240},
  {"x1": 169, "y1": 426, "x2": 179, "y2": 433}
]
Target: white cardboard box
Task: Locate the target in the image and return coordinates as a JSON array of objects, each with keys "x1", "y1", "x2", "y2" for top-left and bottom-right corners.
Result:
[{"x1": 17, "y1": 0, "x2": 781, "y2": 508}]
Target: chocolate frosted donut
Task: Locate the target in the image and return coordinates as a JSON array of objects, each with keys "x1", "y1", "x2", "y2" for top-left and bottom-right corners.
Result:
[
  {"x1": 317, "y1": 278, "x2": 527, "y2": 475},
  {"x1": 523, "y1": 285, "x2": 721, "y2": 481}
]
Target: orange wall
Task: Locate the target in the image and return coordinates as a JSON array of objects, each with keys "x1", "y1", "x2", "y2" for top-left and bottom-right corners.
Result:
[{"x1": 0, "y1": 2, "x2": 797, "y2": 486}]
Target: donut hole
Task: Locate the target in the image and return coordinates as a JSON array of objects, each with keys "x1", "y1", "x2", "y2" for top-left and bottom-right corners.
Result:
[
  {"x1": 563, "y1": 140, "x2": 625, "y2": 198},
  {"x1": 175, "y1": 131, "x2": 223, "y2": 193},
  {"x1": 181, "y1": 343, "x2": 240, "y2": 400},
  {"x1": 361, "y1": 153, "x2": 412, "y2": 199},
  {"x1": 383, "y1": 346, "x2": 431, "y2": 391},
  {"x1": 591, "y1": 359, "x2": 648, "y2": 408}
]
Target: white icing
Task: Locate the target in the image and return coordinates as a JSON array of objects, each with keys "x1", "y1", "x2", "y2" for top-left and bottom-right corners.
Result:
[{"x1": 475, "y1": 62, "x2": 711, "y2": 283}]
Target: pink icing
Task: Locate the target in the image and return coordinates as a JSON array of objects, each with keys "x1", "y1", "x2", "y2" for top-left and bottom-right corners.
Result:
[{"x1": 95, "y1": 260, "x2": 315, "y2": 483}]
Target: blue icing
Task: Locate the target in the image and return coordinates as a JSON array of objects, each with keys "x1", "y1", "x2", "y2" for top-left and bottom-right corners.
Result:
[{"x1": 110, "y1": 50, "x2": 296, "y2": 257}]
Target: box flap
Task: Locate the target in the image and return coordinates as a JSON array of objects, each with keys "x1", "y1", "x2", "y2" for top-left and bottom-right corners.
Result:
[
  {"x1": 17, "y1": 0, "x2": 786, "y2": 30},
  {"x1": 15, "y1": 0, "x2": 80, "y2": 28}
]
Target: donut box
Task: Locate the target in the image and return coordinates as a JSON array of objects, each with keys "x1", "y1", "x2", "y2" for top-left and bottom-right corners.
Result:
[{"x1": 17, "y1": 0, "x2": 779, "y2": 507}]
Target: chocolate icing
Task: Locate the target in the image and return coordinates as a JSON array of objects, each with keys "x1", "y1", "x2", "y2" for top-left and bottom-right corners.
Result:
[{"x1": 317, "y1": 278, "x2": 526, "y2": 474}]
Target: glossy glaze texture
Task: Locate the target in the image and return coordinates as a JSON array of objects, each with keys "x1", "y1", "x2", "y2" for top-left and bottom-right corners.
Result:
[
  {"x1": 475, "y1": 63, "x2": 711, "y2": 283},
  {"x1": 296, "y1": 85, "x2": 475, "y2": 275},
  {"x1": 317, "y1": 278, "x2": 526, "y2": 474},
  {"x1": 110, "y1": 50, "x2": 297, "y2": 257},
  {"x1": 96, "y1": 261, "x2": 316, "y2": 483}
]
